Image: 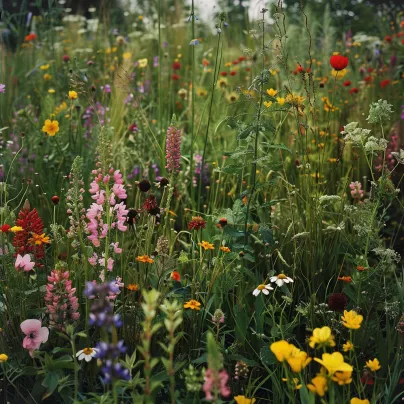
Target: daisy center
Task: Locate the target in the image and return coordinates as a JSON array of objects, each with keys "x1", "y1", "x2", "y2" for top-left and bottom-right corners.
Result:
[
  {"x1": 83, "y1": 348, "x2": 93, "y2": 355},
  {"x1": 277, "y1": 274, "x2": 287, "y2": 279},
  {"x1": 257, "y1": 284, "x2": 266, "y2": 290}
]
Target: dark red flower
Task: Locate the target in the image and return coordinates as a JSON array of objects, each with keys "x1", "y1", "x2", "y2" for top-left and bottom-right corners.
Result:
[
  {"x1": 380, "y1": 79, "x2": 390, "y2": 89},
  {"x1": 230, "y1": 71, "x2": 237, "y2": 76},
  {"x1": 24, "y1": 32, "x2": 37, "y2": 42},
  {"x1": 384, "y1": 35, "x2": 392, "y2": 43},
  {"x1": 361, "y1": 370, "x2": 375, "y2": 385},
  {"x1": 343, "y1": 80, "x2": 351, "y2": 87},
  {"x1": 232, "y1": 60, "x2": 239, "y2": 65},
  {"x1": 137, "y1": 179, "x2": 151, "y2": 192},
  {"x1": 51, "y1": 196, "x2": 60, "y2": 205},
  {"x1": 172, "y1": 61, "x2": 181, "y2": 70},
  {"x1": 238, "y1": 56, "x2": 246, "y2": 62},
  {"x1": 327, "y1": 292, "x2": 348, "y2": 312},
  {"x1": 330, "y1": 55, "x2": 349, "y2": 71},
  {"x1": 0, "y1": 224, "x2": 11, "y2": 233},
  {"x1": 188, "y1": 216, "x2": 206, "y2": 231},
  {"x1": 402, "y1": 39, "x2": 404, "y2": 45},
  {"x1": 220, "y1": 71, "x2": 227, "y2": 77},
  {"x1": 245, "y1": 67, "x2": 251, "y2": 72},
  {"x1": 217, "y1": 218, "x2": 228, "y2": 228},
  {"x1": 171, "y1": 74, "x2": 180, "y2": 81},
  {"x1": 129, "y1": 123, "x2": 138, "y2": 133},
  {"x1": 62, "y1": 54, "x2": 70, "y2": 62},
  {"x1": 142, "y1": 195, "x2": 160, "y2": 216},
  {"x1": 364, "y1": 76, "x2": 372, "y2": 84},
  {"x1": 367, "y1": 67, "x2": 374, "y2": 73},
  {"x1": 349, "y1": 87, "x2": 359, "y2": 94}
]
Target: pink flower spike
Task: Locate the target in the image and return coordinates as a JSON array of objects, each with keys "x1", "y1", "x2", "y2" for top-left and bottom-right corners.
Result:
[{"x1": 15, "y1": 254, "x2": 35, "y2": 272}]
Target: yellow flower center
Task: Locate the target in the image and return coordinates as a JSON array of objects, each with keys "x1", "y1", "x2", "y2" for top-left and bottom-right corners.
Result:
[
  {"x1": 278, "y1": 274, "x2": 287, "y2": 279},
  {"x1": 257, "y1": 284, "x2": 266, "y2": 290},
  {"x1": 83, "y1": 348, "x2": 93, "y2": 355}
]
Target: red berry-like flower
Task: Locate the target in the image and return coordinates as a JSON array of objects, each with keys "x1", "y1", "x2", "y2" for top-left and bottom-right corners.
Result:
[
  {"x1": 0, "y1": 224, "x2": 11, "y2": 233},
  {"x1": 220, "y1": 71, "x2": 227, "y2": 77},
  {"x1": 349, "y1": 87, "x2": 359, "y2": 94},
  {"x1": 343, "y1": 80, "x2": 351, "y2": 87},
  {"x1": 170, "y1": 271, "x2": 181, "y2": 281},
  {"x1": 62, "y1": 54, "x2": 70, "y2": 62},
  {"x1": 172, "y1": 74, "x2": 180, "y2": 81},
  {"x1": 380, "y1": 79, "x2": 390, "y2": 89},
  {"x1": 330, "y1": 55, "x2": 349, "y2": 71},
  {"x1": 188, "y1": 216, "x2": 206, "y2": 231},
  {"x1": 217, "y1": 218, "x2": 228, "y2": 228},
  {"x1": 230, "y1": 71, "x2": 237, "y2": 76},
  {"x1": 172, "y1": 61, "x2": 181, "y2": 70},
  {"x1": 327, "y1": 292, "x2": 348, "y2": 312},
  {"x1": 384, "y1": 35, "x2": 392, "y2": 43},
  {"x1": 51, "y1": 196, "x2": 60, "y2": 205}
]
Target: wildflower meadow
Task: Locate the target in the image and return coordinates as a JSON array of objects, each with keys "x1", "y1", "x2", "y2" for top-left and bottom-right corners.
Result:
[{"x1": 0, "y1": 0, "x2": 404, "y2": 403}]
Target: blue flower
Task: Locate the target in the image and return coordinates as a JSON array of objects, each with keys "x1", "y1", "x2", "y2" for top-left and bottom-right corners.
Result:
[{"x1": 189, "y1": 39, "x2": 199, "y2": 46}]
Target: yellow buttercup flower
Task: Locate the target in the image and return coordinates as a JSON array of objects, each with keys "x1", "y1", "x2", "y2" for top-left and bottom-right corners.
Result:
[
  {"x1": 309, "y1": 326, "x2": 336, "y2": 349},
  {"x1": 351, "y1": 399, "x2": 369, "y2": 404},
  {"x1": 43, "y1": 73, "x2": 52, "y2": 80},
  {"x1": 343, "y1": 341, "x2": 354, "y2": 352},
  {"x1": 198, "y1": 241, "x2": 214, "y2": 250},
  {"x1": 42, "y1": 119, "x2": 60, "y2": 136},
  {"x1": 282, "y1": 377, "x2": 302, "y2": 390},
  {"x1": 286, "y1": 345, "x2": 311, "y2": 373},
  {"x1": 332, "y1": 370, "x2": 352, "y2": 385},
  {"x1": 270, "y1": 340, "x2": 293, "y2": 362},
  {"x1": 307, "y1": 375, "x2": 328, "y2": 397},
  {"x1": 341, "y1": 310, "x2": 363, "y2": 330},
  {"x1": 138, "y1": 58, "x2": 148, "y2": 68},
  {"x1": 266, "y1": 88, "x2": 278, "y2": 97},
  {"x1": 276, "y1": 97, "x2": 285, "y2": 106},
  {"x1": 366, "y1": 358, "x2": 381, "y2": 372},
  {"x1": 314, "y1": 352, "x2": 353, "y2": 376},
  {"x1": 0, "y1": 354, "x2": 8, "y2": 363},
  {"x1": 48, "y1": 89, "x2": 56, "y2": 94},
  {"x1": 123, "y1": 52, "x2": 132, "y2": 60},
  {"x1": 263, "y1": 101, "x2": 273, "y2": 108},
  {"x1": 234, "y1": 396, "x2": 256, "y2": 404},
  {"x1": 10, "y1": 226, "x2": 23, "y2": 233},
  {"x1": 68, "y1": 91, "x2": 78, "y2": 100},
  {"x1": 40, "y1": 64, "x2": 50, "y2": 70},
  {"x1": 285, "y1": 93, "x2": 305, "y2": 107}
]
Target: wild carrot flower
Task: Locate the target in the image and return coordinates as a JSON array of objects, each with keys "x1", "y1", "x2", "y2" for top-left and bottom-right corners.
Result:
[
  {"x1": 198, "y1": 241, "x2": 214, "y2": 250},
  {"x1": 341, "y1": 310, "x2": 363, "y2": 329},
  {"x1": 42, "y1": 119, "x2": 59, "y2": 136},
  {"x1": 184, "y1": 300, "x2": 201, "y2": 310},
  {"x1": 21, "y1": 319, "x2": 49, "y2": 357},
  {"x1": 165, "y1": 123, "x2": 182, "y2": 173},
  {"x1": 45, "y1": 269, "x2": 80, "y2": 330},
  {"x1": 366, "y1": 358, "x2": 381, "y2": 372}
]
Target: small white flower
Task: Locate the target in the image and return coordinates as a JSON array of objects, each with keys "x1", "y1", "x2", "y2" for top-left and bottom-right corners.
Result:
[
  {"x1": 252, "y1": 284, "x2": 273, "y2": 296},
  {"x1": 76, "y1": 347, "x2": 98, "y2": 362},
  {"x1": 270, "y1": 274, "x2": 294, "y2": 287}
]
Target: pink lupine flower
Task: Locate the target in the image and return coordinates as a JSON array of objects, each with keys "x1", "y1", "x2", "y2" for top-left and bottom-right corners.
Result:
[
  {"x1": 165, "y1": 124, "x2": 182, "y2": 173},
  {"x1": 15, "y1": 254, "x2": 35, "y2": 272},
  {"x1": 111, "y1": 242, "x2": 122, "y2": 254},
  {"x1": 349, "y1": 181, "x2": 364, "y2": 200},
  {"x1": 203, "y1": 368, "x2": 231, "y2": 401},
  {"x1": 21, "y1": 319, "x2": 49, "y2": 357},
  {"x1": 107, "y1": 257, "x2": 114, "y2": 271}
]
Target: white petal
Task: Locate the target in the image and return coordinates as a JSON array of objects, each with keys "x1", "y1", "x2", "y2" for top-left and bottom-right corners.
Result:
[
  {"x1": 76, "y1": 349, "x2": 84, "y2": 357},
  {"x1": 262, "y1": 289, "x2": 269, "y2": 295},
  {"x1": 252, "y1": 289, "x2": 260, "y2": 296},
  {"x1": 270, "y1": 276, "x2": 277, "y2": 282},
  {"x1": 77, "y1": 353, "x2": 85, "y2": 361},
  {"x1": 265, "y1": 284, "x2": 273, "y2": 290},
  {"x1": 276, "y1": 279, "x2": 284, "y2": 287},
  {"x1": 84, "y1": 355, "x2": 92, "y2": 362},
  {"x1": 287, "y1": 277, "x2": 293, "y2": 282}
]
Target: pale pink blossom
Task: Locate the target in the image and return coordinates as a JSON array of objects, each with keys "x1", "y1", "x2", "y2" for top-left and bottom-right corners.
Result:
[
  {"x1": 15, "y1": 254, "x2": 35, "y2": 272},
  {"x1": 21, "y1": 319, "x2": 49, "y2": 357}
]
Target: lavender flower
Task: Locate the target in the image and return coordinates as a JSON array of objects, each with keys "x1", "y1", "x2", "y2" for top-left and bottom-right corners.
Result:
[
  {"x1": 165, "y1": 122, "x2": 181, "y2": 173},
  {"x1": 96, "y1": 341, "x2": 130, "y2": 383},
  {"x1": 0, "y1": 84, "x2": 5, "y2": 93}
]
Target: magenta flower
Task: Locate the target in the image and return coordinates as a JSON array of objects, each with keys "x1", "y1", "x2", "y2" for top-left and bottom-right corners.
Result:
[
  {"x1": 21, "y1": 319, "x2": 49, "y2": 356},
  {"x1": 15, "y1": 254, "x2": 35, "y2": 272}
]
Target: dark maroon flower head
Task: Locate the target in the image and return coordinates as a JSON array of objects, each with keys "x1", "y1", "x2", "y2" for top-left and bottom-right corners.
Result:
[
  {"x1": 188, "y1": 216, "x2": 206, "y2": 231},
  {"x1": 327, "y1": 292, "x2": 348, "y2": 312},
  {"x1": 137, "y1": 179, "x2": 151, "y2": 193},
  {"x1": 51, "y1": 195, "x2": 60, "y2": 205},
  {"x1": 62, "y1": 54, "x2": 70, "y2": 62}
]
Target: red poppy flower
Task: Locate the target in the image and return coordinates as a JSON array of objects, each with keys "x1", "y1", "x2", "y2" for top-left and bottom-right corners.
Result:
[
  {"x1": 343, "y1": 80, "x2": 351, "y2": 87},
  {"x1": 171, "y1": 74, "x2": 180, "y2": 81},
  {"x1": 349, "y1": 87, "x2": 359, "y2": 94},
  {"x1": 170, "y1": 271, "x2": 181, "y2": 281},
  {"x1": 172, "y1": 61, "x2": 181, "y2": 70},
  {"x1": 232, "y1": 60, "x2": 239, "y2": 65},
  {"x1": 384, "y1": 35, "x2": 392, "y2": 43},
  {"x1": 230, "y1": 71, "x2": 237, "y2": 76},
  {"x1": 202, "y1": 58, "x2": 210, "y2": 66},
  {"x1": 238, "y1": 56, "x2": 246, "y2": 62},
  {"x1": 24, "y1": 33, "x2": 37, "y2": 41},
  {"x1": 380, "y1": 79, "x2": 390, "y2": 89},
  {"x1": 220, "y1": 71, "x2": 227, "y2": 77},
  {"x1": 0, "y1": 224, "x2": 11, "y2": 233},
  {"x1": 330, "y1": 55, "x2": 349, "y2": 71}
]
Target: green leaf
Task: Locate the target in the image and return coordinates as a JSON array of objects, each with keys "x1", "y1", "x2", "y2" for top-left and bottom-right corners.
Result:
[{"x1": 42, "y1": 371, "x2": 59, "y2": 399}]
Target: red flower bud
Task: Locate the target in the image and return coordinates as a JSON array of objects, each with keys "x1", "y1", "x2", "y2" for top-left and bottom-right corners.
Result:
[{"x1": 51, "y1": 196, "x2": 60, "y2": 205}]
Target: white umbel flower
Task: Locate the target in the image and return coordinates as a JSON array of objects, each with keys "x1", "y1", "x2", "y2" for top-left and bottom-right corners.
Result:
[
  {"x1": 270, "y1": 274, "x2": 294, "y2": 287},
  {"x1": 76, "y1": 347, "x2": 98, "y2": 362},
  {"x1": 253, "y1": 284, "x2": 273, "y2": 296}
]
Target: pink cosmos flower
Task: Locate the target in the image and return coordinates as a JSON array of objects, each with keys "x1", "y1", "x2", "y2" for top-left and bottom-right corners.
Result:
[
  {"x1": 15, "y1": 254, "x2": 35, "y2": 272},
  {"x1": 21, "y1": 319, "x2": 49, "y2": 357}
]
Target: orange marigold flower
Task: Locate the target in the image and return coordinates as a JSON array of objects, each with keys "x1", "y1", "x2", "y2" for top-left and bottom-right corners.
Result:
[
  {"x1": 184, "y1": 300, "x2": 201, "y2": 310},
  {"x1": 338, "y1": 276, "x2": 352, "y2": 283},
  {"x1": 198, "y1": 241, "x2": 214, "y2": 250},
  {"x1": 220, "y1": 246, "x2": 231, "y2": 253},
  {"x1": 170, "y1": 271, "x2": 181, "y2": 281},
  {"x1": 29, "y1": 233, "x2": 50, "y2": 245},
  {"x1": 42, "y1": 119, "x2": 59, "y2": 136},
  {"x1": 188, "y1": 216, "x2": 206, "y2": 231},
  {"x1": 136, "y1": 255, "x2": 154, "y2": 263},
  {"x1": 127, "y1": 283, "x2": 138, "y2": 291}
]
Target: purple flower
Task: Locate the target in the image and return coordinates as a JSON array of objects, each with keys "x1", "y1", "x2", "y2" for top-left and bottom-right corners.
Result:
[
  {"x1": 153, "y1": 56, "x2": 159, "y2": 67},
  {"x1": 165, "y1": 123, "x2": 182, "y2": 173},
  {"x1": 0, "y1": 84, "x2": 6, "y2": 93}
]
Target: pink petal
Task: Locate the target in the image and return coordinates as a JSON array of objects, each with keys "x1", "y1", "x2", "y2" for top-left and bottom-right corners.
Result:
[
  {"x1": 34, "y1": 327, "x2": 49, "y2": 344},
  {"x1": 20, "y1": 319, "x2": 41, "y2": 335}
]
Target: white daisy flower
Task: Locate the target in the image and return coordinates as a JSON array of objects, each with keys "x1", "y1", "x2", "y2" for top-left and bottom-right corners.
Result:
[
  {"x1": 76, "y1": 347, "x2": 98, "y2": 362},
  {"x1": 253, "y1": 284, "x2": 273, "y2": 296},
  {"x1": 270, "y1": 274, "x2": 294, "y2": 287}
]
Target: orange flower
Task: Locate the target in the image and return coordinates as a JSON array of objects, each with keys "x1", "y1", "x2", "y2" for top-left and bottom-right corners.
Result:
[
  {"x1": 29, "y1": 233, "x2": 50, "y2": 245},
  {"x1": 25, "y1": 33, "x2": 37, "y2": 41},
  {"x1": 136, "y1": 255, "x2": 154, "y2": 263},
  {"x1": 127, "y1": 283, "x2": 138, "y2": 291},
  {"x1": 198, "y1": 241, "x2": 214, "y2": 250},
  {"x1": 42, "y1": 119, "x2": 59, "y2": 136},
  {"x1": 338, "y1": 276, "x2": 352, "y2": 283},
  {"x1": 184, "y1": 300, "x2": 201, "y2": 310},
  {"x1": 170, "y1": 271, "x2": 181, "y2": 281},
  {"x1": 220, "y1": 246, "x2": 231, "y2": 253},
  {"x1": 356, "y1": 266, "x2": 366, "y2": 272}
]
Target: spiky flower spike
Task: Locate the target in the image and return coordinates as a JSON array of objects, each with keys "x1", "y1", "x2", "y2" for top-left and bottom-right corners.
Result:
[
  {"x1": 165, "y1": 115, "x2": 181, "y2": 173},
  {"x1": 12, "y1": 200, "x2": 46, "y2": 267}
]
